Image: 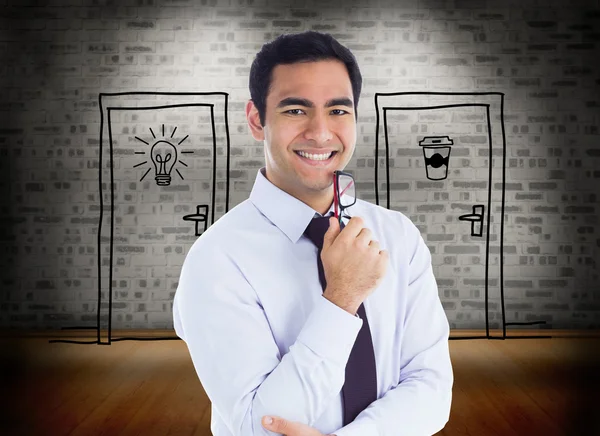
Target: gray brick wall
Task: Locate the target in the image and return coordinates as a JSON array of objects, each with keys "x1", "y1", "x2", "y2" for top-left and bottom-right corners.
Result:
[{"x1": 1, "y1": 0, "x2": 599, "y2": 330}]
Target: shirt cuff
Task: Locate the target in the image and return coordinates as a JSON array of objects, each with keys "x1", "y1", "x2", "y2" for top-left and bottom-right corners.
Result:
[
  {"x1": 296, "y1": 295, "x2": 363, "y2": 367},
  {"x1": 333, "y1": 415, "x2": 379, "y2": 436}
]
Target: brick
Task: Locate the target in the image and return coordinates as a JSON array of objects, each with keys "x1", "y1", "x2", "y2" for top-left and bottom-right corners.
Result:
[
  {"x1": 347, "y1": 21, "x2": 377, "y2": 28},
  {"x1": 125, "y1": 20, "x2": 156, "y2": 29},
  {"x1": 86, "y1": 42, "x2": 118, "y2": 53},
  {"x1": 237, "y1": 21, "x2": 267, "y2": 29},
  {"x1": 216, "y1": 9, "x2": 247, "y2": 18},
  {"x1": 311, "y1": 23, "x2": 338, "y2": 31},
  {"x1": 382, "y1": 21, "x2": 412, "y2": 29},
  {"x1": 290, "y1": 10, "x2": 318, "y2": 18},
  {"x1": 272, "y1": 20, "x2": 302, "y2": 28},
  {"x1": 434, "y1": 56, "x2": 470, "y2": 66},
  {"x1": 444, "y1": 246, "x2": 480, "y2": 254}
]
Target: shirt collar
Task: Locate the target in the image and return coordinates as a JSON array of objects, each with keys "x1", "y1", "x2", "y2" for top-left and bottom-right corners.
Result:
[{"x1": 249, "y1": 167, "x2": 339, "y2": 244}]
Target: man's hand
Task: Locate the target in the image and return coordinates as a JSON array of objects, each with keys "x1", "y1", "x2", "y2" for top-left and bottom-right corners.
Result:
[
  {"x1": 321, "y1": 216, "x2": 389, "y2": 315},
  {"x1": 261, "y1": 415, "x2": 336, "y2": 436}
]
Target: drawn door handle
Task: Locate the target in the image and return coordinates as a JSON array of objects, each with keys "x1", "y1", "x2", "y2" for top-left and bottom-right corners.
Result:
[
  {"x1": 458, "y1": 205, "x2": 484, "y2": 237},
  {"x1": 183, "y1": 204, "x2": 209, "y2": 236}
]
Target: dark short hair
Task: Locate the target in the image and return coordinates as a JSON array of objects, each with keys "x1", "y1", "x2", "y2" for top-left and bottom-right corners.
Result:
[{"x1": 249, "y1": 31, "x2": 363, "y2": 126}]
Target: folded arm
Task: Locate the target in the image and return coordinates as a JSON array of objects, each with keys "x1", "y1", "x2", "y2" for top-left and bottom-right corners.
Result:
[{"x1": 174, "y1": 242, "x2": 362, "y2": 436}]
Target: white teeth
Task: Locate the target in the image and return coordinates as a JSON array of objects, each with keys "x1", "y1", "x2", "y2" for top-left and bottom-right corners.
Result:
[{"x1": 297, "y1": 151, "x2": 333, "y2": 161}]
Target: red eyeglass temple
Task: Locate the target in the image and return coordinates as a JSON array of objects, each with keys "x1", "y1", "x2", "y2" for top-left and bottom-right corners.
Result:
[{"x1": 333, "y1": 174, "x2": 339, "y2": 219}]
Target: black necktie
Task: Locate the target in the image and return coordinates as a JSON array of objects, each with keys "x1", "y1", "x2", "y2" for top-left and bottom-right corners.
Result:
[{"x1": 304, "y1": 215, "x2": 378, "y2": 425}]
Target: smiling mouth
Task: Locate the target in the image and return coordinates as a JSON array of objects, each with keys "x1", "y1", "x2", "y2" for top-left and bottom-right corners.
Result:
[{"x1": 294, "y1": 150, "x2": 338, "y2": 161}]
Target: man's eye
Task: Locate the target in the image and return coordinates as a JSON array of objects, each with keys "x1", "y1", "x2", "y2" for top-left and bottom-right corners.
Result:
[{"x1": 284, "y1": 109, "x2": 350, "y2": 116}]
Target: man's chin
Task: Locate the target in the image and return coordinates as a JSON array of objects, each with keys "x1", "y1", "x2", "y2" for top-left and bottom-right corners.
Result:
[{"x1": 303, "y1": 181, "x2": 333, "y2": 193}]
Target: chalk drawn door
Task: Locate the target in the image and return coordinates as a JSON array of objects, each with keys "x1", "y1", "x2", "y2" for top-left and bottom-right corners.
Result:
[
  {"x1": 97, "y1": 92, "x2": 231, "y2": 342},
  {"x1": 375, "y1": 93, "x2": 507, "y2": 337}
]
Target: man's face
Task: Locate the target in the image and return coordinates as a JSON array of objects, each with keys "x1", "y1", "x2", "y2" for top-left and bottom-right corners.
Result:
[{"x1": 246, "y1": 59, "x2": 357, "y2": 205}]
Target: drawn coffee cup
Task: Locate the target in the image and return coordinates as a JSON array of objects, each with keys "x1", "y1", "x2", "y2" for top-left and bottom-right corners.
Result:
[{"x1": 419, "y1": 136, "x2": 453, "y2": 181}]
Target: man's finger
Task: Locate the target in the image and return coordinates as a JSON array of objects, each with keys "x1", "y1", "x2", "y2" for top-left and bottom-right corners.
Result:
[
  {"x1": 262, "y1": 415, "x2": 289, "y2": 434},
  {"x1": 322, "y1": 216, "x2": 340, "y2": 250},
  {"x1": 262, "y1": 414, "x2": 324, "y2": 436}
]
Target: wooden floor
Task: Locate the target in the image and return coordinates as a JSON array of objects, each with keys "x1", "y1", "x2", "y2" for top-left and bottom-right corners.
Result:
[{"x1": 1, "y1": 330, "x2": 599, "y2": 436}]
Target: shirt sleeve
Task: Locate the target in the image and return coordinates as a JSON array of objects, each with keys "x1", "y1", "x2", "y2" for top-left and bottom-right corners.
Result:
[
  {"x1": 173, "y1": 238, "x2": 363, "y2": 436},
  {"x1": 333, "y1": 218, "x2": 454, "y2": 436}
]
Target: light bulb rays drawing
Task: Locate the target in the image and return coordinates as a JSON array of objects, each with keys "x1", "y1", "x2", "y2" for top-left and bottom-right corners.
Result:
[{"x1": 133, "y1": 124, "x2": 192, "y2": 186}]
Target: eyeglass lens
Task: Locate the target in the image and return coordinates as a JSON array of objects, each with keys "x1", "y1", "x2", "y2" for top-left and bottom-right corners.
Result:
[{"x1": 338, "y1": 175, "x2": 355, "y2": 207}]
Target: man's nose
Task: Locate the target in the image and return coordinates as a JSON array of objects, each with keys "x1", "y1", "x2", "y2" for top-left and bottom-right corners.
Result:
[{"x1": 304, "y1": 112, "x2": 333, "y2": 144}]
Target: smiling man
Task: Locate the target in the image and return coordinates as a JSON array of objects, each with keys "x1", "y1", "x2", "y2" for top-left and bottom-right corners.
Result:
[{"x1": 173, "y1": 31, "x2": 453, "y2": 436}]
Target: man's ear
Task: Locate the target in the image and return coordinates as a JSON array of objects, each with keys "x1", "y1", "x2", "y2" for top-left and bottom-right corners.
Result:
[{"x1": 246, "y1": 100, "x2": 265, "y2": 141}]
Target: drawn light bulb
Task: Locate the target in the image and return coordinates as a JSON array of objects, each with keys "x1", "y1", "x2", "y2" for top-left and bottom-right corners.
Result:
[
  {"x1": 150, "y1": 139, "x2": 178, "y2": 186},
  {"x1": 134, "y1": 125, "x2": 189, "y2": 185}
]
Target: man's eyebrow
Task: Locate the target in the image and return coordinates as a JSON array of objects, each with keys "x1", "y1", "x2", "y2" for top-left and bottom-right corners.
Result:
[{"x1": 276, "y1": 97, "x2": 354, "y2": 109}]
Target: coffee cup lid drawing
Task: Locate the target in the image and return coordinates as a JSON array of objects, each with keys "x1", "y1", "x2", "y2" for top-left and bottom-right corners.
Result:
[{"x1": 419, "y1": 136, "x2": 454, "y2": 147}]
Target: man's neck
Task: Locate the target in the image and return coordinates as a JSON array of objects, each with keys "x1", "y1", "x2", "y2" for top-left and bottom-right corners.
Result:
[
  {"x1": 295, "y1": 191, "x2": 334, "y2": 216},
  {"x1": 263, "y1": 168, "x2": 334, "y2": 215}
]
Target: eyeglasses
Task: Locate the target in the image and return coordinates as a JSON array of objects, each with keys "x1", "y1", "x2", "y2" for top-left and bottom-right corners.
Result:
[{"x1": 333, "y1": 170, "x2": 356, "y2": 226}]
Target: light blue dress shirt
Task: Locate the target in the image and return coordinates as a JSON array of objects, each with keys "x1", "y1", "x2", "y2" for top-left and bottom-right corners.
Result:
[{"x1": 173, "y1": 167, "x2": 453, "y2": 436}]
